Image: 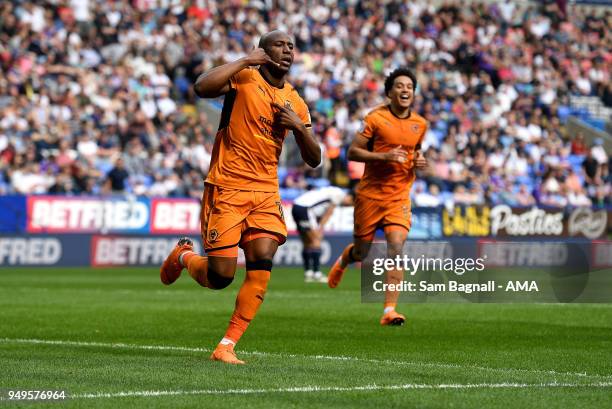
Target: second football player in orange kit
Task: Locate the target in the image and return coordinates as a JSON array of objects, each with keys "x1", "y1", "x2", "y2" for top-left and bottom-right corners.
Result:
[
  {"x1": 160, "y1": 31, "x2": 320, "y2": 364},
  {"x1": 327, "y1": 68, "x2": 428, "y2": 326}
]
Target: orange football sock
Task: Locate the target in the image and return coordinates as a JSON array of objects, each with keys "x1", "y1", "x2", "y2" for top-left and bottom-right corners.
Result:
[
  {"x1": 340, "y1": 243, "x2": 355, "y2": 268},
  {"x1": 384, "y1": 269, "x2": 403, "y2": 311},
  {"x1": 182, "y1": 252, "x2": 210, "y2": 288},
  {"x1": 223, "y1": 270, "x2": 270, "y2": 345}
]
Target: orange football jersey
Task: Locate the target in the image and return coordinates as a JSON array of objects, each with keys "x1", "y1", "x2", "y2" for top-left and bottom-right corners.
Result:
[
  {"x1": 206, "y1": 67, "x2": 311, "y2": 192},
  {"x1": 356, "y1": 105, "x2": 428, "y2": 200}
]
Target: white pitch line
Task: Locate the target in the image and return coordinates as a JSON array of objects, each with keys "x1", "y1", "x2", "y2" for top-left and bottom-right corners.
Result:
[
  {"x1": 1, "y1": 337, "x2": 611, "y2": 380},
  {"x1": 70, "y1": 382, "x2": 612, "y2": 399}
]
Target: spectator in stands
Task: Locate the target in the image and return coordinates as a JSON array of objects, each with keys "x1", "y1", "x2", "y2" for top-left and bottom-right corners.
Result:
[
  {"x1": 453, "y1": 185, "x2": 479, "y2": 206},
  {"x1": 0, "y1": 0, "x2": 608, "y2": 209},
  {"x1": 591, "y1": 138, "x2": 608, "y2": 165},
  {"x1": 516, "y1": 184, "x2": 536, "y2": 207},
  {"x1": 570, "y1": 132, "x2": 588, "y2": 155},
  {"x1": 11, "y1": 163, "x2": 53, "y2": 194},
  {"x1": 583, "y1": 151, "x2": 602, "y2": 186},
  {"x1": 591, "y1": 184, "x2": 611, "y2": 208},
  {"x1": 568, "y1": 187, "x2": 592, "y2": 207},
  {"x1": 414, "y1": 183, "x2": 442, "y2": 208},
  {"x1": 106, "y1": 157, "x2": 129, "y2": 193}
]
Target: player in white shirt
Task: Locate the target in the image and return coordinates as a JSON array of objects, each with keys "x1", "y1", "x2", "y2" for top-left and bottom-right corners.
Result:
[{"x1": 291, "y1": 186, "x2": 351, "y2": 282}]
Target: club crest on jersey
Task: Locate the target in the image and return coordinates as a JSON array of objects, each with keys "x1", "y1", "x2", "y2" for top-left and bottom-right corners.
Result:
[
  {"x1": 411, "y1": 124, "x2": 420, "y2": 133},
  {"x1": 209, "y1": 229, "x2": 219, "y2": 243},
  {"x1": 284, "y1": 100, "x2": 293, "y2": 110}
]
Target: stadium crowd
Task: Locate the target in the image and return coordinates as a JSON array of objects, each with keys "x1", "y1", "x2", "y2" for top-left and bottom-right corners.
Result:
[{"x1": 0, "y1": 0, "x2": 610, "y2": 208}]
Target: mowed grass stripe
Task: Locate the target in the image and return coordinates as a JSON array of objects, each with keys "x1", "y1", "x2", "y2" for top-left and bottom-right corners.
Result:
[
  {"x1": 2, "y1": 337, "x2": 611, "y2": 380},
  {"x1": 2, "y1": 267, "x2": 612, "y2": 408},
  {"x1": 2, "y1": 382, "x2": 612, "y2": 402},
  {"x1": 64, "y1": 382, "x2": 612, "y2": 399}
]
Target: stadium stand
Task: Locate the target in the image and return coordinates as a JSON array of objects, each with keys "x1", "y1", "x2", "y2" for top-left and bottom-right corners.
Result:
[{"x1": 0, "y1": 0, "x2": 609, "y2": 208}]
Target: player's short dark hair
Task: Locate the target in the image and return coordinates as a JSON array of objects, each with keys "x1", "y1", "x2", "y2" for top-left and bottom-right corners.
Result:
[
  {"x1": 384, "y1": 68, "x2": 417, "y2": 96},
  {"x1": 258, "y1": 30, "x2": 290, "y2": 50},
  {"x1": 258, "y1": 33, "x2": 271, "y2": 49}
]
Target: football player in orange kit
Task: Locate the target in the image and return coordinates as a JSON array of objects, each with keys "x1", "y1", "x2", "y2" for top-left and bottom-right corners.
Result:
[
  {"x1": 327, "y1": 68, "x2": 428, "y2": 326},
  {"x1": 160, "y1": 30, "x2": 320, "y2": 364}
]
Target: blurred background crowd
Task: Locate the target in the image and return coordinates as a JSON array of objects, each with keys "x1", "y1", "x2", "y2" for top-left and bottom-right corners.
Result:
[{"x1": 0, "y1": 0, "x2": 610, "y2": 208}]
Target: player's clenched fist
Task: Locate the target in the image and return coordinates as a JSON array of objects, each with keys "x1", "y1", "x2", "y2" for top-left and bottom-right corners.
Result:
[
  {"x1": 244, "y1": 48, "x2": 280, "y2": 67},
  {"x1": 272, "y1": 102, "x2": 303, "y2": 131}
]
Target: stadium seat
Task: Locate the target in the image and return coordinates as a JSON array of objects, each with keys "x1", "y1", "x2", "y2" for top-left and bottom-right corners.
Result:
[
  {"x1": 500, "y1": 135, "x2": 513, "y2": 148},
  {"x1": 556, "y1": 105, "x2": 571, "y2": 123},
  {"x1": 143, "y1": 175, "x2": 153, "y2": 188},
  {"x1": 516, "y1": 175, "x2": 533, "y2": 186},
  {"x1": 306, "y1": 178, "x2": 330, "y2": 188},
  {"x1": 97, "y1": 161, "x2": 115, "y2": 176},
  {"x1": 277, "y1": 167, "x2": 289, "y2": 184},
  {"x1": 279, "y1": 188, "x2": 304, "y2": 201},
  {"x1": 568, "y1": 155, "x2": 586, "y2": 169},
  {"x1": 584, "y1": 118, "x2": 606, "y2": 131}
]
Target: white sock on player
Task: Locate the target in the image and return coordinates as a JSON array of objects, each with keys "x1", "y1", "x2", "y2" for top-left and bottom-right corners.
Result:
[
  {"x1": 178, "y1": 251, "x2": 195, "y2": 267},
  {"x1": 220, "y1": 337, "x2": 236, "y2": 346}
]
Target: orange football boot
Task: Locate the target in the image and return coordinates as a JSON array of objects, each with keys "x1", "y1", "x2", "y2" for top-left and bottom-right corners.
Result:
[
  {"x1": 160, "y1": 237, "x2": 194, "y2": 285},
  {"x1": 327, "y1": 256, "x2": 347, "y2": 289},
  {"x1": 380, "y1": 310, "x2": 406, "y2": 326},
  {"x1": 210, "y1": 343, "x2": 245, "y2": 365}
]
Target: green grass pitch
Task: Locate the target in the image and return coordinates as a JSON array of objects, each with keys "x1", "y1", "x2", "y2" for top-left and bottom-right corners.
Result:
[{"x1": 1, "y1": 267, "x2": 611, "y2": 408}]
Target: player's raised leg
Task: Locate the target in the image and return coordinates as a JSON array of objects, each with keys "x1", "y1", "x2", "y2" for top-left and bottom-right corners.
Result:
[
  {"x1": 160, "y1": 237, "x2": 195, "y2": 285},
  {"x1": 211, "y1": 235, "x2": 278, "y2": 364},
  {"x1": 160, "y1": 236, "x2": 238, "y2": 288},
  {"x1": 185, "y1": 251, "x2": 237, "y2": 288},
  {"x1": 380, "y1": 225, "x2": 408, "y2": 326},
  {"x1": 329, "y1": 193, "x2": 379, "y2": 288},
  {"x1": 328, "y1": 238, "x2": 371, "y2": 288},
  {"x1": 161, "y1": 183, "x2": 241, "y2": 287}
]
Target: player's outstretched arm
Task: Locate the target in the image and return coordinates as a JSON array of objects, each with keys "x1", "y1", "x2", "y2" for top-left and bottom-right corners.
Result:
[
  {"x1": 194, "y1": 48, "x2": 279, "y2": 98},
  {"x1": 272, "y1": 103, "x2": 321, "y2": 168},
  {"x1": 348, "y1": 134, "x2": 407, "y2": 163}
]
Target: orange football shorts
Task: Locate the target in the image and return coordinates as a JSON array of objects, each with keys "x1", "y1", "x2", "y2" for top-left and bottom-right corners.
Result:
[
  {"x1": 353, "y1": 193, "x2": 411, "y2": 241},
  {"x1": 200, "y1": 183, "x2": 287, "y2": 256}
]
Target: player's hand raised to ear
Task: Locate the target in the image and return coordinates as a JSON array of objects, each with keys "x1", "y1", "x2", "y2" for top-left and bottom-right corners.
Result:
[
  {"x1": 245, "y1": 48, "x2": 280, "y2": 67},
  {"x1": 414, "y1": 150, "x2": 428, "y2": 170},
  {"x1": 272, "y1": 102, "x2": 302, "y2": 131},
  {"x1": 381, "y1": 146, "x2": 407, "y2": 163}
]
